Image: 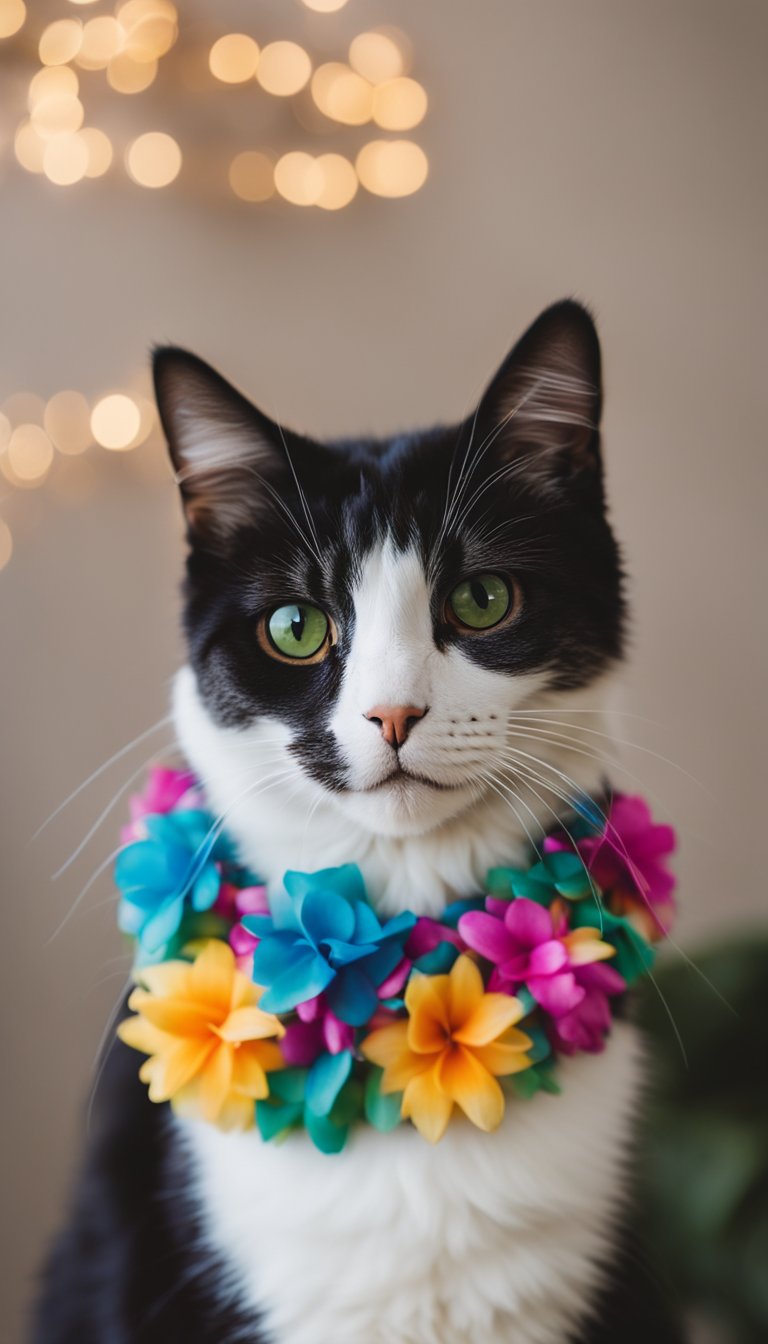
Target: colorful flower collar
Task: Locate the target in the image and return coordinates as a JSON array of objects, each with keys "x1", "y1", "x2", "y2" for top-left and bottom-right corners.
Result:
[{"x1": 115, "y1": 768, "x2": 677, "y2": 1153}]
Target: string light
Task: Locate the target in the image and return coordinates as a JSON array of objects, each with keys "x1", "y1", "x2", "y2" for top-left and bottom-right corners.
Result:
[
  {"x1": 372, "y1": 77, "x2": 427, "y2": 131},
  {"x1": 274, "y1": 152, "x2": 324, "y2": 207},
  {"x1": 256, "y1": 41, "x2": 312, "y2": 96},
  {"x1": 126, "y1": 131, "x2": 181, "y2": 187},
  {"x1": 0, "y1": 520, "x2": 13, "y2": 573},
  {"x1": 0, "y1": 0, "x2": 25, "y2": 40},
  {"x1": 348, "y1": 31, "x2": 404, "y2": 83},
  {"x1": 44, "y1": 391, "x2": 93, "y2": 454},
  {"x1": 301, "y1": 0, "x2": 348, "y2": 12},
  {"x1": 43, "y1": 131, "x2": 90, "y2": 184},
  {"x1": 28, "y1": 65, "x2": 79, "y2": 103},
  {"x1": 107, "y1": 52, "x2": 157, "y2": 93},
  {"x1": 229, "y1": 150, "x2": 274, "y2": 202},
  {"x1": 39, "y1": 18, "x2": 83, "y2": 65},
  {"x1": 311, "y1": 63, "x2": 373, "y2": 125},
  {"x1": 14, "y1": 121, "x2": 46, "y2": 173},
  {"x1": 209, "y1": 33, "x2": 259, "y2": 84},
  {"x1": 356, "y1": 139, "x2": 428, "y2": 198},
  {"x1": 315, "y1": 153, "x2": 357, "y2": 210},
  {"x1": 7, "y1": 424, "x2": 55, "y2": 483},
  {"x1": 80, "y1": 126, "x2": 113, "y2": 176},
  {"x1": 91, "y1": 393, "x2": 141, "y2": 449}
]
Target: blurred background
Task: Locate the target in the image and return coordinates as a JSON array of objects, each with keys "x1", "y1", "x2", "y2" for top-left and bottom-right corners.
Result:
[{"x1": 1, "y1": 1, "x2": 765, "y2": 1340}]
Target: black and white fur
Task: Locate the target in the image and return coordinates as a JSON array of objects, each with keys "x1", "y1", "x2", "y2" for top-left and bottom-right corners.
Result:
[{"x1": 34, "y1": 303, "x2": 686, "y2": 1342}]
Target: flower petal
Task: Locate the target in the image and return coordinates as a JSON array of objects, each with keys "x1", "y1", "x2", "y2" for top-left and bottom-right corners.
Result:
[
  {"x1": 147, "y1": 1038, "x2": 214, "y2": 1102},
  {"x1": 217, "y1": 1005, "x2": 283, "y2": 1042},
  {"x1": 458, "y1": 911, "x2": 515, "y2": 965},
  {"x1": 326, "y1": 965, "x2": 379, "y2": 1026},
  {"x1": 504, "y1": 897, "x2": 554, "y2": 946},
  {"x1": 562, "y1": 929, "x2": 616, "y2": 966},
  {"x1": 401, "y1": 1066, "x2": 453, "y2": 1143},
  {"x1": 198, "y1": 1042, "x2": 234, "y2": 1122},
  {"x1": 448, "y1": 955, "x2": 484, "y2": 1028},
  {"x1": 258, "y1": 948, "x2": 335, "y2": 1015},
  {"x1": 453, "y1": 992, "x2": 525, "y2": 1046},
  {"x1": 128, "y1": 993, "x2": 216, "y2": 1039},
  {"x1": 472, "y1": 1037, "x2": 533, "y2": 1076},
  {"x1": 436, "y1": 1045, "x2": 505, "y2": 1132},
  {"x1": 231, "y1": 1045, "x2": 270, "y2": 1100},
  {"x1": 190, "y1": 938, "x2": 236, "y2": 1007}
]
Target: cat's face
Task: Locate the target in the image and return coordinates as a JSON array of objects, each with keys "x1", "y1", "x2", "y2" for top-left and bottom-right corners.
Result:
[{"x1": 155, "y1": 302, "x2": 624, "y2": 840}]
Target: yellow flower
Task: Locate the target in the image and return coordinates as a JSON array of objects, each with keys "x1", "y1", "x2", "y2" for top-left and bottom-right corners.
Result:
[
  {"x1": 361, "y1": 955, "x2": 533, "y2": 1143},
  {"x1": 117, "y1": 939, "x2": 285, "y2": 1131}
]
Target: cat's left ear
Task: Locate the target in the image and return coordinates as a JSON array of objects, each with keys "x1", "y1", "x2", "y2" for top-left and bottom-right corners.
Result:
[
  {"x1": 474, "y1": 300, "x2": 603, "y2": 489},
  {"x1": 153, "y1": 346, "x2": 295, "y2": 545}
]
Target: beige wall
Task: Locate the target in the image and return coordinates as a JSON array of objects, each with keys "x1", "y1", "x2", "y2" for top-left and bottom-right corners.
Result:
[{"x1": 2, "y1": 2, "x2": 766, "y2": 1338}]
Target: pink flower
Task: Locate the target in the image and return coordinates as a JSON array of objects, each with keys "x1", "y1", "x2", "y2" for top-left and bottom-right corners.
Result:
[
  {"x1": 280, "y1": 995, "x2": 355, "y2": 1065},
  {"x1": 229, "y1": 886, "x2": 270, "y2": 972},
  {"x1": 120, "y1": 766, "x2": 198, "y2": 843},
  {"x1": 546, "y1": 795, "x2": 677, "y2": 940},
  {"x1": 548, "y1": 961, "x2": 626, "y2": 1053},
  {"x1": 459, "y1": 897, "x2": 617, "y2": 1018}
]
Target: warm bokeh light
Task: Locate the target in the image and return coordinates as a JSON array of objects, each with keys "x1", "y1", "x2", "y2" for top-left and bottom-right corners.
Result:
[
  {"x1": 0, "y1": 412, "x2": 11, "y2": 453},
  {"x1": 76, "y1": 15, "x2": 124, "y2": 70},
  {"x1": 31, "y1": 94, "x2": 84, "y2": 139},
  {"x1": 348, "y1": 31, "x2": 403, "y2": 84},
  {"x1": 91, "y1": 394, "x2": 141, "y2": 450},
  {"x1": 68, "y1": 0, "x2": 100, "y2": 6},
  {"x1": 301, "y1": 0, "x2": 348, "y2": 11},
  {"x1": 7, "y1": 425, "x2": 54, "y2": 482},
  {"x1": 80, "y1": 127, "x2": 113, "y2": 177},
  {"x1": 130, "y1": 394, "x2": 156, "y2": 446},
  {"x1": 257, "y1": 42, "x2": 312, "y2": 97},
  {"x1": 0, "y1": 0, "x2": 25, "y2": 40},
  {"x1": 315, "y1": 153, "x2": 357, "y2": 210},
  {"x1": 28, "y1": 66, "x2": 79, "y2": 105},
  {"x1": 3, "y1": 391, "x2": 45, "y2": 423},
  {"x1": 118, "y1": 0, "x2": 178, "y2": 63},
  {"x1": 44, "y1": 391, "x2": 93, "y2": 454},
  {"x1": 209, "y1": 33, "x2": 259, "y2": 84},
  {"x1": 355, "y1": 139, "x2": 428, "y2": 197},
  {"x1": 372, "y1": 77, "x2": 427, "y2": 131},
  {"x1": 14, "y1": 121, "x2": 46, "y2": 174},
  {"x1": 274, "y1": 152, "x2": 323, "y2": 207},
  {"x1": 229, "y1": 150, "x2": 274, "y2": 202},
  {"x1": 39, "y1": 18, "x2": 83, "y2": 66},
  {"x1": 107, "y1": 52, "x2": 157, "y2": 93},
  {"x1": 311, "y1": 63, "x2": 373, "y2": 125},
  {"x1": 43, "y1": 132, "x2": 90, "y2": 186},
  {"x1": 126, "y1": 131, "x2": 181, "y2": 188},
  {"x1": 0, "y1": 519, "x2": 12, "y2": 572}
]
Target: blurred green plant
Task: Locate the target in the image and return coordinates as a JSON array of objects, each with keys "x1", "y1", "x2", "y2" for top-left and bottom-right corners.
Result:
[{"x1": 635, "y1": 936, "x2": 768, "y2": 1344}]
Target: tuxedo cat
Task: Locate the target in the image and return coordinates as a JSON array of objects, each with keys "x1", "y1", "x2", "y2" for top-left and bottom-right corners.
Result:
[{"x1": 33, "y1": 302, "x2": 686, "y2": 1343}]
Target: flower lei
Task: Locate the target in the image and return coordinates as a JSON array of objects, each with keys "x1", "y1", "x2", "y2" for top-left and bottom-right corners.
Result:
[{"x1": 115, "y1": 767, "x2": 676, "y2": 1153}]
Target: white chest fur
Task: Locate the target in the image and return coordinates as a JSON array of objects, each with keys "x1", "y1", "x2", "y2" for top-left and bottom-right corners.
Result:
[{"x1": 181, "y1": 1024, "x2": 642, "y2": 1344}]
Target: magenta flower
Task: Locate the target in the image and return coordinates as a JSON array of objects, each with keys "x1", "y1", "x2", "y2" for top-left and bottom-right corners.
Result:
[
  {"x1": 546, "y1": 795, "x2": 677, "y2": 940},
  {"x1": 280, "y1": 995, "x2": 355, "y2": 1066},
  {"x1": 120, "y1": 766, "x2": 198, "y2": 843},
  {"x1": 548, "y1": 961, "x2": 626, "y2": 1054},
  {"x1": 458, "y1": 896, "x2": 616, "y2": 1017},
  {"x1": 229, "y1": 885, "x2": 270, "y2": 971}
]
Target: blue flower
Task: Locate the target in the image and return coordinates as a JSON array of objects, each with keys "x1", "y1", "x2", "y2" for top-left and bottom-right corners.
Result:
[
  {"x1": 242, "y1": 864, "x2": 416, "y2": 1026},
  {"x1": 115, "y1": 810, "x2": 236, "y2": 956}
]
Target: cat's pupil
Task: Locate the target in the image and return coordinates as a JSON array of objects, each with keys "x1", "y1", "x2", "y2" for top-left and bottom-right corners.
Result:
[
  {"x1": 470, "y1": 580, "x2": 490, "y2": 611},
  {"x1": 291, "y1": 608, "x2": 306, "y2": 642}
]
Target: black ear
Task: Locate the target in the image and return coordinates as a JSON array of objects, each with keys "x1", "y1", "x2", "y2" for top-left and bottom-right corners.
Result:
[
  {"x1": 153, "y1": 347, "x2": 290, "y2": 543},
  {"x1": 475, "y1": 300, "x2": 603, "y2": 489}
]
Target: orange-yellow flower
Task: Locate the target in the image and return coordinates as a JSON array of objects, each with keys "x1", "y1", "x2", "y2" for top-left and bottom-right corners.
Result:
[
  {"x1": 361, "y1": 954, "x2": 532, "y2": 1143},
  {"x1": 117, "y1": 939, "x2": 284, "y2": 1131}
]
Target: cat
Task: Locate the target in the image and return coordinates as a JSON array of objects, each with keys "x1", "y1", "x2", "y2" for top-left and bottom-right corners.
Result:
[{"x1": 33, "y1": 301, "x2": 686, "y2": 1343}]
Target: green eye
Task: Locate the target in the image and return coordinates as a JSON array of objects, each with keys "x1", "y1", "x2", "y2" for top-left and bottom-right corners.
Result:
[
  {"x1": 448, "y1": 573, "x2": 512, "y2": 631},
  {"x1": 265, "y1": 603, "x2": 330, "y2": 660}
]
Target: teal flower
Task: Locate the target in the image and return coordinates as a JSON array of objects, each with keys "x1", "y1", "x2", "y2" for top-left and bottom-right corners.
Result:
[{"x1": 487, "y1": 848, "x2": 596, "y2": 907}]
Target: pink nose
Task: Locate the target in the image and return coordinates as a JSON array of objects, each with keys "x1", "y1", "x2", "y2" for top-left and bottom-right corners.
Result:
[{"x1": 364, "y1": 704, "x2": 427, "y2": 748}]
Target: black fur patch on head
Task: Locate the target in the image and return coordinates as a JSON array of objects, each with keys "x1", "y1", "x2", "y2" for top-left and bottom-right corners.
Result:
[{"x1": 154, "y1": 301, "x2": 625, "y2": 747}]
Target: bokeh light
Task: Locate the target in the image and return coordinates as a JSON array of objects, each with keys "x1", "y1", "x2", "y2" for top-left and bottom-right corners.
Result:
[
  {"x1": 209, "y1": 33, "x2": 259, "y2": 84},
  {"x1": 28, "y1": 66, "x2": 79, "y2": 105},
  {"x1": 229, "y1": 151, "x2": 274, "y2": 202},
  {"x1": 356, "y1": 139, "x2": 428, "y2": 197},
  {"x1": 39, "y1": 18, "x2": 83, "y2": 66},
  {"x1": 274, "y1": 152, "x2": 323, "y2": 207},
  {"x1": 31, "y1": 94, "x2": 84, "y2": 139},
  {"x1": 43, "y1": 133, "x2": 90, "y2": 185},
  {"x1": 120, "y1": 0, "x2": 178, "y2": 63},
  {"x1": 0, "y1": 519, "x2": 13, "y2": 573},
  {"x1": 301, "y1": 0, "x2": 348, "y2": 11},
  {"x1": 3, "y1": 391, "x2": 45, "y2": 423},
  {"x1": 0, "y1": 0, "x2": 25, "y2": 40},
  {"x1": 76, "y1": 15, "x2": 124, "y2": 71},
  {"x1": 315, "y1": 154, "x2": 357, "y2": 210},
  {"x1": 372, "y1": 77, "x2": 427, "y2": 131},
  {"x1": 80, "y1": 127, "x2": 113, "y2": 177},
  {"x1": 91, "y1": 394, "x2": 141, "y2": 449},
  {"x1": 7, "y1": 425, "x2": 54, "y2": 482},
  {"x1": 349, "y1": 31, "x2": 403, "y2": 84},
  {"x1": 44, "y1": 391, "x2": 93, "y2": 455},
  {"x1": 0, "y1": 412, "x2": 11, "y2": 453},
  {"x1": 14, "y1": 122, "x2": 46, "y2": 174},
  {"x1": 257, "y1": 42, "x2": 312, "y2": 97},
  {"x1": 107, "y1": 52, "x2": 157, "y2": 93},
  {"x1": 126, "y1": 132, "x2": 181, "y2": 188},
  {"x1": 311, "y1": 63, "x2": 372, "y2": 125}
]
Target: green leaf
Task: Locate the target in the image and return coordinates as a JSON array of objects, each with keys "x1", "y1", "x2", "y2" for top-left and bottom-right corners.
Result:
[{"x1": 364, "y1": 1067, "x2": 403, "y2": 1132}]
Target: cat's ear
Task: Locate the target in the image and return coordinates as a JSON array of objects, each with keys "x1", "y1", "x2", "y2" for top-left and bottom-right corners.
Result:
[
  {"x1": 153, "y1": 347, "x2": 289, "y2": 543},
  {"x1": 474, "y1": 300, "x2": 603, "y2": 490}
]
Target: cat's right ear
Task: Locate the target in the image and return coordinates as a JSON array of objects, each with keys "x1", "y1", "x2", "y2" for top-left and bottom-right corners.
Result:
[{"x1": 152, "y1": 347, "x2": 288, "y2": 545}]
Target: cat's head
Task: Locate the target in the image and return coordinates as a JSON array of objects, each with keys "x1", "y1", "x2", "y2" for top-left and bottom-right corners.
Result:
[{"x1": 154, "y1": 301, "x2": 624, "y2": 843}]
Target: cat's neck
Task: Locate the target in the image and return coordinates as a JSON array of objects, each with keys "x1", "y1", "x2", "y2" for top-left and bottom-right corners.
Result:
[{"x1": 173, "y1": 666, "x2": 619, "y2": 918}]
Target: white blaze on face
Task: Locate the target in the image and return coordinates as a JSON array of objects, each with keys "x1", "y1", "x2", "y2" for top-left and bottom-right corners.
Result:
[{"x1": 328, "y1": 537, "x2": 545, "y2": 835}]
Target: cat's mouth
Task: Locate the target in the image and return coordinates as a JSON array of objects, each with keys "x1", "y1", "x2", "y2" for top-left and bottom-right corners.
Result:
[{"x1": 358, "y1": 767, "x2": 466, "y2": 795}]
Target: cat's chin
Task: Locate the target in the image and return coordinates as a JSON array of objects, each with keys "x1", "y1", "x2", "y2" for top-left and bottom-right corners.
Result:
[{"x1": 329, "y1": 774, "x2": 482, "y2": 838}]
